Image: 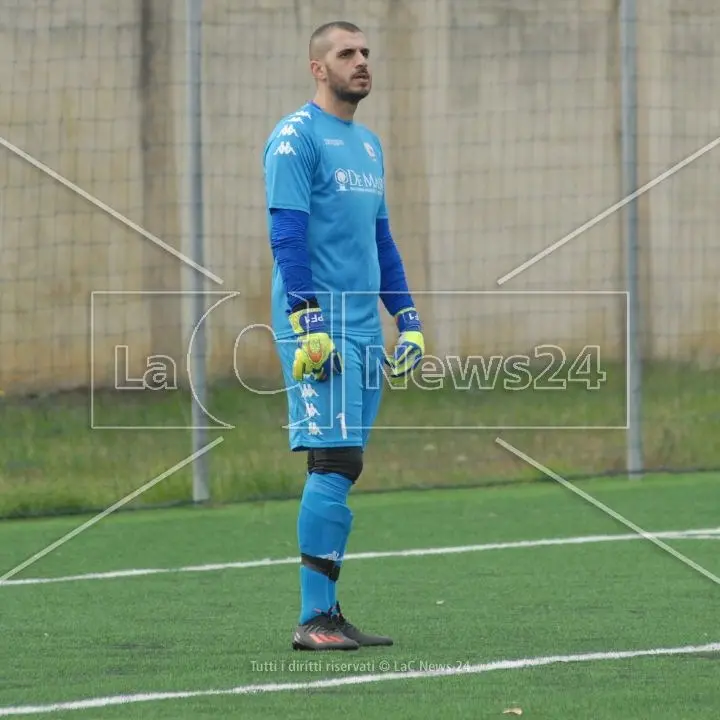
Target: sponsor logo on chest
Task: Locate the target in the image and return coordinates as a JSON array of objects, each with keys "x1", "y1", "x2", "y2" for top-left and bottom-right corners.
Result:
[{"x1": 333, "y1": 168, "x2": 384, "y2": 195}]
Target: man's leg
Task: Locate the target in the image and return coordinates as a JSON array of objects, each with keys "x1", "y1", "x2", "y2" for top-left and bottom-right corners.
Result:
[
  {"x1": 277, "y1": 336, "x2": 363, "y2": 651},
  {"x1": 326, "y1": 341, "x2": 384, "y2": 610},
  {"x1": 327, "y1": 333, "x2": 393, "y2": 647},
  {"x1": 306, "y1": 447, "x2": 358, "y2": 613}
]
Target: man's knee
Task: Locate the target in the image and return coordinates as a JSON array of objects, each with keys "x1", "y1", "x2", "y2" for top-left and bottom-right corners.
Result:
[{"x1": 307, "y1": 447, "x2": 364, "y2": 483}]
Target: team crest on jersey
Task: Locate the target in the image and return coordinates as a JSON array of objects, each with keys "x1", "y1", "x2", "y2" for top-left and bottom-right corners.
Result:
[{"x1": 364, "y1": 142, "x2": 376, "y2": 160}]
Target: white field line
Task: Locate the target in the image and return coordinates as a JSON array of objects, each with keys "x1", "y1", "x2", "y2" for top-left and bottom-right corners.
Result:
[
  {"x1": 0, "y1": 439, "x2": 225, "y2": 585},
  {"x1": 494, "y1": 438, "x2": 720, "y2": 587},
  {"x1": 1, "y1": 642, "x2": 719, "y2": 716},
  {"x1": 2, "y1": 527, "x2": 719, "y2": 588}
]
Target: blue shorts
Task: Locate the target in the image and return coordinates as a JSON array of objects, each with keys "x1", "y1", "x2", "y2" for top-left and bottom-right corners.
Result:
[{"x1": 276, "y1": 333, "x2": 386, "y2": 451}]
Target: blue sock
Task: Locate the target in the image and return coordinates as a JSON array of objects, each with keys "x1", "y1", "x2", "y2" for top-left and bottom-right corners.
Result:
[
  {"x1": 297, "y1": 471, "x2": 353, "y2": 624},
  {"x1": 328, "y1": 511, "x2": 352, "y2": 610}
]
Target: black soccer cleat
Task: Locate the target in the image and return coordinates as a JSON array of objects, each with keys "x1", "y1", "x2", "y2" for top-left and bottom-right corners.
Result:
[
  {"x1": 331, "y1": 603, "x2": 394, "y2": 647},
  {"x1": 292, "y1": 612, "x2": 359, "y2": 651}
]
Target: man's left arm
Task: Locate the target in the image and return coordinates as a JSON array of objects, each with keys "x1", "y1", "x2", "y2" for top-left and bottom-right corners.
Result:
[{"x1": 375, "y1": 200, "x2": 425, "y2": 381}]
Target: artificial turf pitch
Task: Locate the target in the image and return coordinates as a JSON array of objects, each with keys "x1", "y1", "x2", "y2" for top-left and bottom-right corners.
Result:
[{"x1": 1, "y1": 471, "x2": 718, "y2": 718}]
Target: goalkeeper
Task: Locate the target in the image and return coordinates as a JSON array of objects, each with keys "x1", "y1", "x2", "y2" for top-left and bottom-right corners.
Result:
[{"x1": 262, "y1": 20, "x2": 424, "y2": 651}]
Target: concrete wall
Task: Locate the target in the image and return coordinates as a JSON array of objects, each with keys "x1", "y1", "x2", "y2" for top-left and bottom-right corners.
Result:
[{"x1": 0, "y1": 0, "x2": 718, "y2": 393}]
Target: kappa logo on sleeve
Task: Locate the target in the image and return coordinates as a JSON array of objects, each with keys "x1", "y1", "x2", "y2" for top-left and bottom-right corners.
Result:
[{"x1": 274, "y1": 141, "x2": 296, "y2": 156}]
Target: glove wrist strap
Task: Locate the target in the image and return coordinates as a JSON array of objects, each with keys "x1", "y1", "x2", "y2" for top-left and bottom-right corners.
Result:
[
  {"x1": 395, "y1": 306, "x2": 421, "y2": 333},
  {"x1": 290, "y1": 306, "x2": 326, "y2": 335}
]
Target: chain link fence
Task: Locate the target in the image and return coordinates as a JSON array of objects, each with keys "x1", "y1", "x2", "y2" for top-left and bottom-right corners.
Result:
[{"x1": 1, "y1": 0, "x2": 718, "y2": 517}]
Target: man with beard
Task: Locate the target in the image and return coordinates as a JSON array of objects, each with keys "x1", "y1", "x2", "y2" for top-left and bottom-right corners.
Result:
[{"x1": 262, "y1": 21, "x2": 425, "y2": 651}]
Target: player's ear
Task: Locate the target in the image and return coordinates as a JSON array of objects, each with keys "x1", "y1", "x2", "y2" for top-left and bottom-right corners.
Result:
[{"x1": 310, "y1": 59, "x2": 326, "y2": 82}]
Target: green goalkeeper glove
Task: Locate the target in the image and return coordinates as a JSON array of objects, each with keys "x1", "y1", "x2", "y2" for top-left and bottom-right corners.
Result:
[
  {"x1": 288, "y1": 305, "x2": 342, "y2": 382},
  {"x1": 385, "y1": 307, "x2": 425, "y2": 386}
]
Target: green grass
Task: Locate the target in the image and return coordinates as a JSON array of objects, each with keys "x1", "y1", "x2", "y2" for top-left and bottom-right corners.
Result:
[
  {"x1": 0, "y1": 473, "x2": 718, "y2": 718},
  {"x1": 0, "y1": 361, "x2": 718, "y2": 517}
]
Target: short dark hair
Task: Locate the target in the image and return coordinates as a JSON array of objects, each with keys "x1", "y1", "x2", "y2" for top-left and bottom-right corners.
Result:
[{"x1": 309, "y1": 21, "x2": 363, "y2": 59}]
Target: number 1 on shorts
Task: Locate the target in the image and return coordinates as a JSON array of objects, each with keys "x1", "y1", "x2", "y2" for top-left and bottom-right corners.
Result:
[{"x1": 336, "y1": 412, "x2": 348, "y2": 440}]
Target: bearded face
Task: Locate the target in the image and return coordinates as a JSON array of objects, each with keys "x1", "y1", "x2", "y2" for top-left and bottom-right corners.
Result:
[
  {"x1": 312, "y1": 29, "x2": 372, "y2": 106},
  {"x1": 325, "y1": 55, "x2": 372, "y2": 105}
]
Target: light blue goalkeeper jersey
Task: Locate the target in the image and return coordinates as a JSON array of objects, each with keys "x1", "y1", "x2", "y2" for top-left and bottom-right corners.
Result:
[{"x1": 263, "y1": 102, "x2": 388, "y2": 340}]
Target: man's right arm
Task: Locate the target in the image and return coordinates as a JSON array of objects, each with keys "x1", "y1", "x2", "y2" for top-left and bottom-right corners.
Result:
[
  {"x1": 264, "y1": 126, "x2": 318, "y2": 312},
  {"x1": 264, "y1": 124, "x2": 341, "y2": 380}
]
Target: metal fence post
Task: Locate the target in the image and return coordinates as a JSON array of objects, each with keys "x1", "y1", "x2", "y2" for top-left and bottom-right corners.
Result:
[
  {"x1": 186, "y1": 0, "x2": 210, "y2": 502},
  {"x1": 620, "y1": 0, "x2": 644, "y2": 478}
]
